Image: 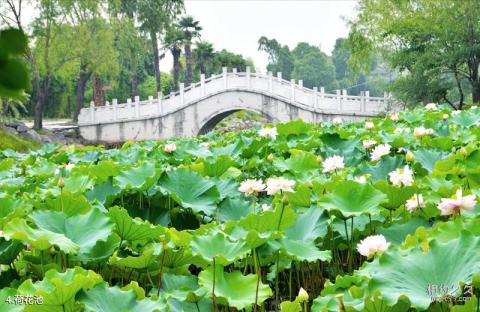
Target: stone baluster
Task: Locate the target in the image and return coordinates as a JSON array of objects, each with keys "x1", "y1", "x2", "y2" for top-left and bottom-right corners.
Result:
[
  {"x1": 134, "y1": 96, "x2": 140, "y2": 118},
  {"x1": 246, "y1": 66, "x2": 251, "y2": 89},
  {"x1": 157, "y1": 92, "x2": 163, "y2": 115},
  {"x1": 298, "y1": 80, "x2": 303, "y2": 88},
  {"x1": 291, "y1": 79, "x2": 296, "y2": 101},
  {"x1": 313, "y1": 87, "x2": 318, "y2": 109},
  {"x1": 200, "y1": 74, "x2": 206, "y2": 96},
  {"x1": 277, "y1": 72, "x2": 282, "y2": 82},
  {"x1": 90, "y1": 101, "x2": 95, "y2": 123},
  {"x1": 222, "y1": 67, "x2": 228, "y2": 89},
  {"x1": 364, "y1": 91, "x2": 370, "y2": 112},
  {"x1": 180, "y1": 83, "x2": 185, "y2": 106},
  {"x1": 112, "y1": 98, "x2": 118, "y2": 121}
]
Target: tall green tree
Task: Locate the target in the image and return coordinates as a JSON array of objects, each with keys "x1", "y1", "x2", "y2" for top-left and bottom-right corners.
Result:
[
  {"x1": 164, "y1": 25, "x2": 184, "y2": 92},
  {"x1": 179, "y1": 15, "x2": 201, "y2": 87},
  {"x1": 258, "y1": 36, "x2": 294, "y2": 79},
  {"x1": 291, "y1": 42, "x2": 337, "y2": 90},
  {"x1": 194, "y1": 41, "x2": 215, "y2": 76},
  {"x1": 349, "y1": 0, "x2": 480, "y2": 107},
  {"x1": 136, "y1": 0, "x2": 184, "y2": 93}
]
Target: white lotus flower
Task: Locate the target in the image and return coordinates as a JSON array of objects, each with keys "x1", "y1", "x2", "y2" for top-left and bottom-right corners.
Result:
[
  {"x1": 363, "y1": 139, "x2": 377, "y2": 149},
  {"x1": 371, "y1": 144, "x2": 391, "y2": 161},
  {"x1": 332, "y1": 117, "x2": 342, "y2": 124},
  {"x1": 443, "y1": 114, "x2": 449, "y2": 120},
  {"x1": 452, "y1": 110, "x2": 461, "y2": 115},
  {"x1": 388, "y1": 166, "x2": 414, "y2": 186},
  {"x1": 390, "y1": 113, "x2": 399, "y2": 121},
  {"x1": 297, "y1": 287, "x2": 309, "y2": 303},
  {"x1": 258, "y1": 127, "x2": 278, "y2": 139},
  {"x1": 199, "y1": 142, "x2": 210, "y2": 147},
  {"x1": 357, "y1": 234, "x2": 390, "y2": 259},
  {"x1": 266, "y1": 177, "x2": 295, "y2": 195},
  {"x1": 414, "y1": 127, "x2": 434, "y2": 138},
  {"x1": 438, "y1": 189, "x2": 477, "y2": 216},
  {"x1": 238, "y1": 179, "x2": 265, "y2": 196},
  {"x1": 406, "y1": 194, "x2": 426, "y2": 213},
  {"x1": 164, "y1": 142, "x2": 177, "y2": 153},
  {"x1": 365, "y1": 121, "x2": 375, "y2": 130},
  {"x1": 354, "y1": 175, "x2": 368, "y2": 184},
  {"x1": 322, "y1": 155, "x2": 345, "y2": 173},
  {"x1": 425, "y1": 103, "x2": 437, "y2": 110},
  {"x1": 65, "y1": 163, "x2": 75, "y2": 171}
]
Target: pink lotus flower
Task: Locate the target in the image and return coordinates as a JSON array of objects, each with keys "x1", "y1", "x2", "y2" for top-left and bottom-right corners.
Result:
[
  {"x1": 164, "y1": 142, "x2": 177, "y2": 153},
  {"x1": 406, "y1": 194, "x2": 426, "y2": 213},
  {"x1": 438, "y1": 189, "x2": 477, "y2": 216},
  {"x1": 357, "y1": 234, "x2": 390, "y2": 259}
]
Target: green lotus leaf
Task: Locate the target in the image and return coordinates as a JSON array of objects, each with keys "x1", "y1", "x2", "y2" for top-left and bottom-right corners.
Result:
[
  {"x1": 287, "y1": 183, "x2": 312, "y2": 208},
  {"x1": 78, "y1": 283, "x2": 166, "y2": 312},
  {"x1": 217, "y1": 197, "x2": 253, "y2": 222},
  {"x1": 277, "y1": 119, "x2": 311, "y2": 136},
  {"x1": 318, "y1": 181, "x2": 388, "y2": 219},
  {"x1": 18, "y1": 267, "x2": 103, "y2": 312},
  {"x1": 274, "y1": 151, "x2": 320, "y2": 174},
  {"x1": 0, "y1": 194, "x2": 25, "y2": 229},
  {"x1": 377, "y1": 217, "x2": 430, "y2": 245},
  {"x1": 280, "y1": 300, "x2": 302, "y2": 312},
  {"x1": 0, "y1": 287, "x2": 23, "y2": 312},
  {"x1": 159, "y1": 168, "x2": 220, "y2": 215},
  {"x1": 109, "y1": 243, "x2": 162, "y2": 269},
  {"x1": 212, "y1": 177, "x2": 240, "y2": 200},
  {"x1": 0, "y1": 238, "x2": 23, "y2": 264},
  {"x1": 451, "y1": 110, "x2": 480, "y2": 128},
  {"x1": 62, "y1": 174, "x2": 95, "y2": 193},
  {"x1": 3, "y1": 218, "x2": 79, "y2": 253},
  {"x1": 87, "y1": 160, "x2": 121, "y2": 183},
  {"x1": 373, "y1": 180, "x2": 416, "y2": 210},
  {"x1": 85, "y1": 179, "x2": 121, "y2": 206},
  {"x1": 44, "y1": 192, "x2": 91, "y2": 216},
  {"x1": 31, "y1": 208, "x2": 113, "y2": 256},
  {"x1": 198, "y1": 265, "x2": 272, "y2": 310},
  {"x1": 268, "y1": 238, "x2": 331, "y2": 262},
  {"x1": 191, "y1": 232, "x2": 248, "y2": 265},
  {"x1": 285, "y1": 206, "x2": 328, "y2": 241},
  {"x1": 202, "y1": 155, "x2": 235, "y2": 177},
  {"x1": 227, "y1": 223, "x2": 282, "y2": 249},
  {"x1": 360, "y1": 231, "x2": 480, "y2": 310},
  {"x1": 356, "y1": 156, "x2": 404, "y2": 181},
  {"x1": 73, "y1": 233, "x2": 120, "y2": 263},
  {"x1": 114, "y1": 161, "x2": 158, "y2": 190},
  {"x1": 238, "y1": 204, "x2": 296, "y2": 233},
  {"x1": 157, "y1": 272, "x2": 207, "y2": 305},
  {"x1": 413, "y1": 147, "x2": 450, "y2": 173},
  {"x1": 451, "y1": 295, "x2": 478, "y2": 311},
  {"x1": 108, "y1": 206, "x2": 163, "y2": 243}
]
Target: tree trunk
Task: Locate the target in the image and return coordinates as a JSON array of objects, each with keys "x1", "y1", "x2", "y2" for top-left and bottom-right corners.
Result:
[
  {"x1": 473, "y1": 84, "x2": 480, "y2": 104},
  {"x1": 74, "y1": 64, "x2": 91, "y2": 122},
  {"x1": 185, "y1": 42, "x2": 192, "y2": 87},
  {"x1": 150, "y1": 31, "x2": 162, "y2": 93},
  {"x1": 93, "y1": 74, "x2": 104, "y2": 107},
  {"x1": 172, "y1": 47, "x2": 181, "y2": 92}
]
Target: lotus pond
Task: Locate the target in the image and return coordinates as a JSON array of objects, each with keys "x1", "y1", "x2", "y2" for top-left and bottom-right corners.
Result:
[{"x1": 1, "y1": 105, "x2": 480, "y2": 311}]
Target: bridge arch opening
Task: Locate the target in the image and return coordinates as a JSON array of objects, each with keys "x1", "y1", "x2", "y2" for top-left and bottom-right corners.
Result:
[{"x1": 197, "y1": 109, "x2": 274, "y2": 135}]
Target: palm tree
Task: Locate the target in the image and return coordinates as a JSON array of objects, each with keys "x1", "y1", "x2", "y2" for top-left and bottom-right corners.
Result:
[
  {"x1": 179, "y1": 16, "x2": 202, "y2": 87},
  {"x1": 164, "y1": 26, "x2": 184, "y2": 92},
  {"x1": 194, "y1": 41, "x2": 215, "y2": 77}
]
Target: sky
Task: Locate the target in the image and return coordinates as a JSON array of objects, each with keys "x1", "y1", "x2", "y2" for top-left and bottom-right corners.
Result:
[
  {"x1": 163, "y1": 0, "x2": 359, "y2": 70},
  {"x1": 16, "y1": 0, "x2": 359, "y2": 71}
]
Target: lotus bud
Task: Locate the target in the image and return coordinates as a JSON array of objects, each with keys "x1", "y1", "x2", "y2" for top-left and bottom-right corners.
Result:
[
  {"x1": 57, "y1": 176, "x2": 65, "y2": 188},
  {"x1": 316, "y1": 156, "x2": 323, "y2": 163},
  {"x1": 282, "y1": 194, "x2": 289, "y2": 203},
  {"x1": 26, "y1": 243, "x2": 32, "y2": 251},
  {"x1": 460, "y1": 147, "x2": 467, "y2": 156},
  {"x1": 267, "y1": 153, "x2": 274, "y2": 161},
  {"x1": 297, "y1": 287, "x2": 309, "y2": 303},
  {"x1": 406, "y1": 150, "x2": 415, "y2": 162}
]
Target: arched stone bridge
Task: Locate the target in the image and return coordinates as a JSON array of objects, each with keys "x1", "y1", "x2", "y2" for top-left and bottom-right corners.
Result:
[{"x1": 78, "y1": 67, "x2": 395, "y2": 142}]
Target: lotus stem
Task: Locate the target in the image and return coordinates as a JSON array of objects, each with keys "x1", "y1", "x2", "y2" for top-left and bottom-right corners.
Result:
[
  {"x1": 274, "y1": 251, "x2": 280, "y2": 312},
  {"x1": 253, "y1": 248, "x2": 260, "y2": 312},
  {"x1": 156, "y1": 241, "x2": 166, "y2": 297},
  {"x1": 212, "y1": 257, "x2": 217, "y2": 312},
  {"x1": 349, "y1": 217, "x2": 354, "y2": 272}
]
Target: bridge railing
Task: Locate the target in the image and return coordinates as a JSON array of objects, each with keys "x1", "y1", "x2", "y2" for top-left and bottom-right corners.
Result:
[{"x1": 78, "y1": 67, "x2": 394, "y2": 125}]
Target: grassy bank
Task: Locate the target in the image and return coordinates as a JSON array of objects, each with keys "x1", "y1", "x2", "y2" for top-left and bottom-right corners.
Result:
[{"x1": 0, "y1": 128, "x2": 41, "y2": 152}]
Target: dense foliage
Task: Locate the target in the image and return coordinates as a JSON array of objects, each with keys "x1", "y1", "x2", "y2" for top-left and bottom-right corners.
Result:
[
  {"x1": 349, "y1": 0, "x2": 480, "y2": 107},
  {"x1": 1, "y1": 105, "x2": 480, "y2": 311}
]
